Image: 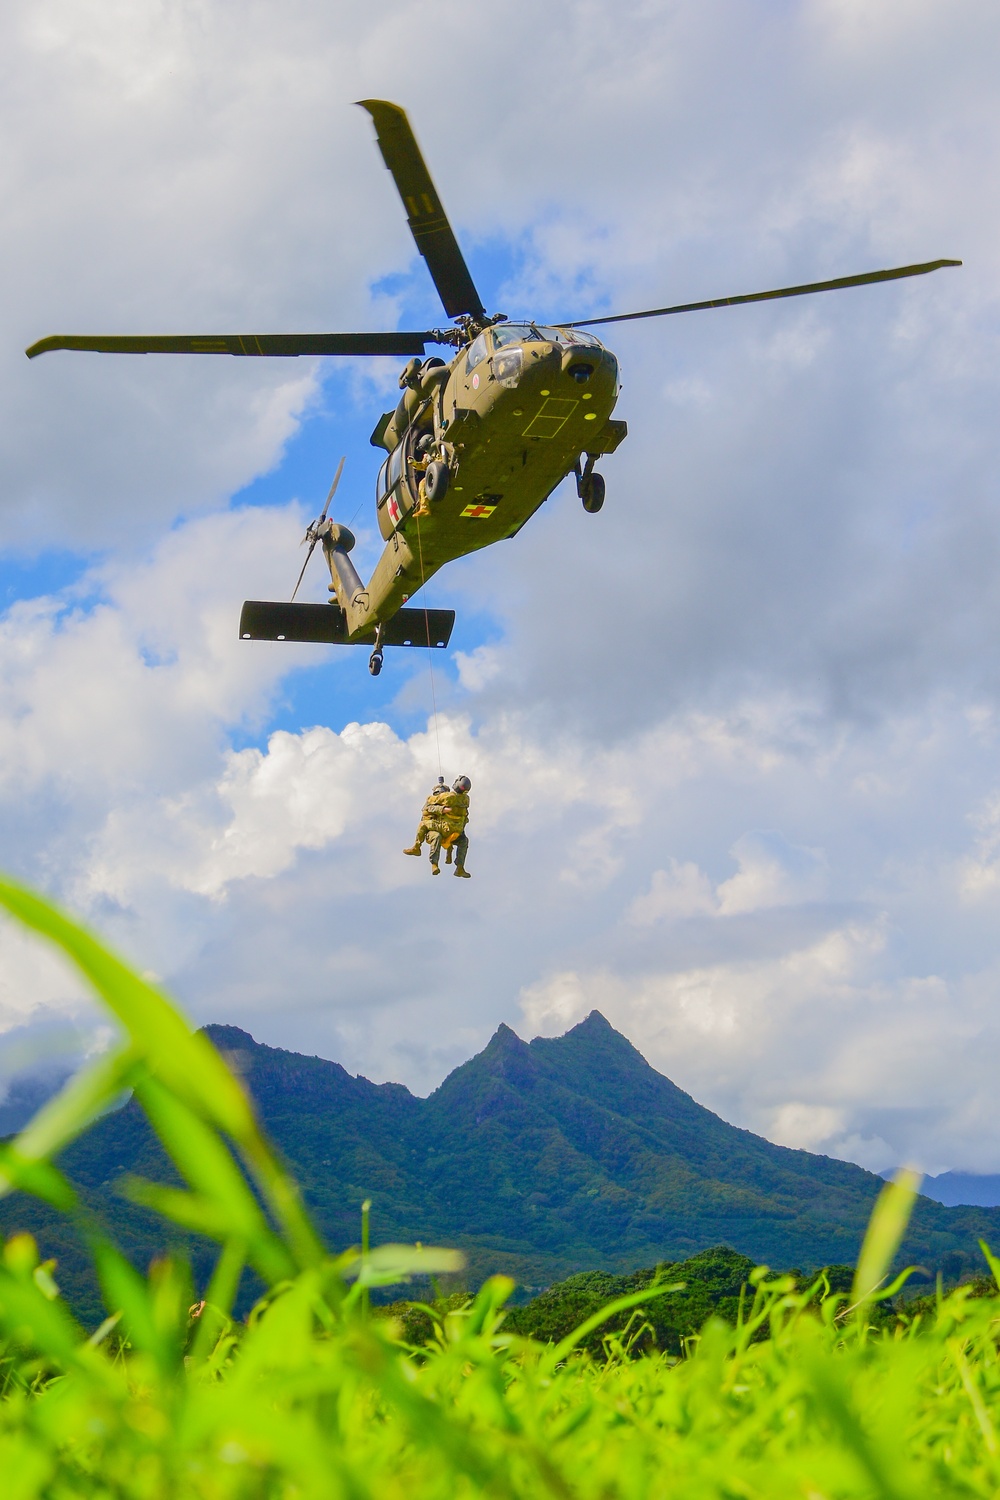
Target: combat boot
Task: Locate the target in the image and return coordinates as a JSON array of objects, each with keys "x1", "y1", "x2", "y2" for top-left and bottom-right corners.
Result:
[
  {"x1": 454, "y1": 867, "x2": 471, "y2": 878},
  {"x1": 403, "y1": 846, "x2": 422, "y2": 856}
]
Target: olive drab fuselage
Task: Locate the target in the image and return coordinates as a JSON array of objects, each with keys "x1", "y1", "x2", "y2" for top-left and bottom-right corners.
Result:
[{"x1": 322, "y1": 324, "x2": 626, "y2": 640}]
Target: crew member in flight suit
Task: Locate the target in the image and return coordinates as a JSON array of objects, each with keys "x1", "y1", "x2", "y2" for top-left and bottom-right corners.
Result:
[
  {"x1": 411, "y1": 432, "x2": 434, "y2": 520},
  {"x1": 426, "y1": 776, "x2": 472, "y2": 878}
]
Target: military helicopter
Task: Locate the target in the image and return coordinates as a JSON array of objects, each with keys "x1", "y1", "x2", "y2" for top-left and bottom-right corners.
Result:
[{"x1": 27, "y1": 101, "x2": 960, "y2": 677}]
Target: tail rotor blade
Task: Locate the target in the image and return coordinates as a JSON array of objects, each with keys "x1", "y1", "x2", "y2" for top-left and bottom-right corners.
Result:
[
  {"x1": 291, "y1": 457, "x2": 347, "y2": 602},
  {"x1": 290, "y1": 541, "x2": 318, "y2": 604},
  {"x1": 318, "y1": 455, "x2": 346, "y2": 525}
]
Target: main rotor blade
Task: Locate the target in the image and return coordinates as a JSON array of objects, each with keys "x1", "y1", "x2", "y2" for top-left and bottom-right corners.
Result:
[
  {"x1": 562, "y1": 259, "x2": 962, "y2": 330},
  {"x1": 358, "y1": 99, "x2": 487, "y2": 324},
  {"x1": 25, "y1": 331, "x2": 436, "y2": 360}
]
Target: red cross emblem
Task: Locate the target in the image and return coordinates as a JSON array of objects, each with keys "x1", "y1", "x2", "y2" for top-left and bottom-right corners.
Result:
[{"x1": 460, "y1": 503, "x2": 496, "y2": 519}]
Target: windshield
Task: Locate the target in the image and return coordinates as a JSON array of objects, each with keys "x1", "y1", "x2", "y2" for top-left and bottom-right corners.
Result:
[{"x1": 491, "y1": 323, "x2": 603, "y2": 349}]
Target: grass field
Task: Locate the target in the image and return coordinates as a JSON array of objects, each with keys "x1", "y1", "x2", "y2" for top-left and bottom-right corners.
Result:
[{"x1": 1, "y1": 876, "x2": 999, "y2": 1498}]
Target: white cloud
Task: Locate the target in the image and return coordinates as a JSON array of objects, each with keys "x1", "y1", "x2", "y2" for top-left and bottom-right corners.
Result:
[
  {"x1": 629, "y1": 834, "x2": 827, "y2": 923},
  {"x1": 958, "y1": 793, "x2": 1000, "y2": 899},
  {"x1": 768, "y1": 1102, "x2": 848, "y2": 1152},
  {"x1": 628, "y1": 861, "x2": 717, "y2": 923},
  {"x1": 0, "y1": 505, "x2": 318, "y2": 807},
  {"x1": 453, "y1": 646, "x2": 504, "y2": 693},
  {"x1": 0, "y1": 920, "x2": 92, "y2": 1034},
  {"x1": 520, "y1": 917, "x2": 889, "y2": 1067},
  {"x1": 717, "y1": 832, "x2": 828, "y2": 914}
]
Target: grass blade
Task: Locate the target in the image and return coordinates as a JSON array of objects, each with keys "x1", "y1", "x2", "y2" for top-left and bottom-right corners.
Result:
[
  {"x1": 7, "y1": 1044, "x2": 140, "y2": 1169},
  {"x1": 550, "y1": 1282, "x2": 685, "y2": 1363},
  {"x1": 0, "y1": 877, "x2": 324, "y2": 1275},
  {"x1": 0, "y1": 879, "x2": 255, "y2": 1139},
  {"x1": 851, "y1": 1168, "x2": 922, "y2": 1308}
]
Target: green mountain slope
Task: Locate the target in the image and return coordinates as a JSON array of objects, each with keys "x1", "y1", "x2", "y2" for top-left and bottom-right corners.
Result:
[{"x1": 2, "y1": 1010, "x2": 998, "y2": 1321}]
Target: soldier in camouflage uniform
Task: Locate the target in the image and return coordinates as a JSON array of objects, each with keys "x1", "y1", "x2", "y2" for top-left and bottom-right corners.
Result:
[
  {"x1": 403, "y1": 778, "x2": 451, "y2": 857},
  {"x1": 426, "y1": 776, "x2": 472, "y2": 878}
]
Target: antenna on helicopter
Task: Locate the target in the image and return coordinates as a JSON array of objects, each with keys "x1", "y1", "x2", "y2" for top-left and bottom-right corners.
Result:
[{"x1": 290, "y1": 456, "x2": 346, "y2": 603}]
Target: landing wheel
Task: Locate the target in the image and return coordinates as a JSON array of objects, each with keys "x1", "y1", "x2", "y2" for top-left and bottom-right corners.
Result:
[
  {"x1": 424, "y1": 460, "x2": 450, "y2": 502},
  {"x1": 580, "y1": 472, "x2": 605, "y2": 513},
  {"x1": 369, "y1": 649, "x2": 383, "y2": 677}
]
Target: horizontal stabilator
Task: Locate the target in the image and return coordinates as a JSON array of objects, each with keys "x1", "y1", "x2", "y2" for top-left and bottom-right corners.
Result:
[{"x1": 239, "y1": 600, "x2": 455, "y2": 649}]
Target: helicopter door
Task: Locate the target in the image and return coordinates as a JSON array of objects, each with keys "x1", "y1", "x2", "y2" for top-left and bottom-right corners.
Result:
[{"x1": 376, "y1": 434, "x2": 420, "y2": 541}]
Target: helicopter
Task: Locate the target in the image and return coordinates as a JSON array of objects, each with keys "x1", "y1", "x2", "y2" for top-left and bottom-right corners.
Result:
[{"x1": 27, "y1": 100, "x2": 960, "y2": 677}]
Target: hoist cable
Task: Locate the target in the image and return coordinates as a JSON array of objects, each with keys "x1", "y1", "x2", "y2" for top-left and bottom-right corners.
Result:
[{"x1": 413, "y1": 512, "x2": 444, "y2": 778}]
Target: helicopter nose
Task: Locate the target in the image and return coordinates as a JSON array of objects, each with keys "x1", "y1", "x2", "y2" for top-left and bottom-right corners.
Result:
[
  {"x1": 561, "y1": 347, "x2": 594, "y2": 383},
  {"x1": 560, "y1": 345, "x2": 618, "y2": 390}
]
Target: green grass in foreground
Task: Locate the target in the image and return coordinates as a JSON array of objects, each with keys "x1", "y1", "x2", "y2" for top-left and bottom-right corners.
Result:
[{"x1": 1, "y1": 878, "x2": 1000, "y2": 1497}]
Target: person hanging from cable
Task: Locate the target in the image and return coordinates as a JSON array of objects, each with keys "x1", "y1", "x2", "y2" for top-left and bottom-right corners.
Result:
[
  {"x1": 404, "y1": 777, "x2": 451, "y2": 859},
  {"x1": 430, "y1": 776, "x2": 472, "y2": 879},
  {"x1": 405, "y1": 776, "x2": 472, "y2": 877}
]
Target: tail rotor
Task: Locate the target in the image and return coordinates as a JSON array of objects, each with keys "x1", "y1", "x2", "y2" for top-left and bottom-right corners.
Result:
[{"x1": 290, "y1": 456, "x2": 346, "y2": 603}]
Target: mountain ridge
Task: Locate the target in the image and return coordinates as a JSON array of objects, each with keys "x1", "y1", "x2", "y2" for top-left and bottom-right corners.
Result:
[
  {"x1": 2, "y1": 1009, "x2": 999, "y2": 1321},
  {"x1": 200, "y1": 1010, "x2": 999, "y2": 1283}
]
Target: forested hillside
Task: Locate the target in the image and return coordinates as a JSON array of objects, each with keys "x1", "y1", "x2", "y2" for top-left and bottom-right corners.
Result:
[{"x1": 3, "y1": 1010, "x2": 999, "y2": 1321}]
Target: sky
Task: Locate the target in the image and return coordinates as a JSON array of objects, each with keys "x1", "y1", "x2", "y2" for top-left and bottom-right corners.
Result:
[{"x1": 1, "y1": 0, "x2": 999, "y2": 1177}]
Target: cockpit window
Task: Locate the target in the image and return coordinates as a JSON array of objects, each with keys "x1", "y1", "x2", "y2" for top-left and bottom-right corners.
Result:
[
  {"x1": 553, "y1": 327, "x2": 603, "y2": 347},
  {"x1": 492, "y1": 324, "x2": 534, "y2": 347},
  {"x1": 491, "y1": 322, "x2": 602, "y2": 349},
  {"x1": 465, "y1": 333, "x2": 488, "y2": 373}
]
